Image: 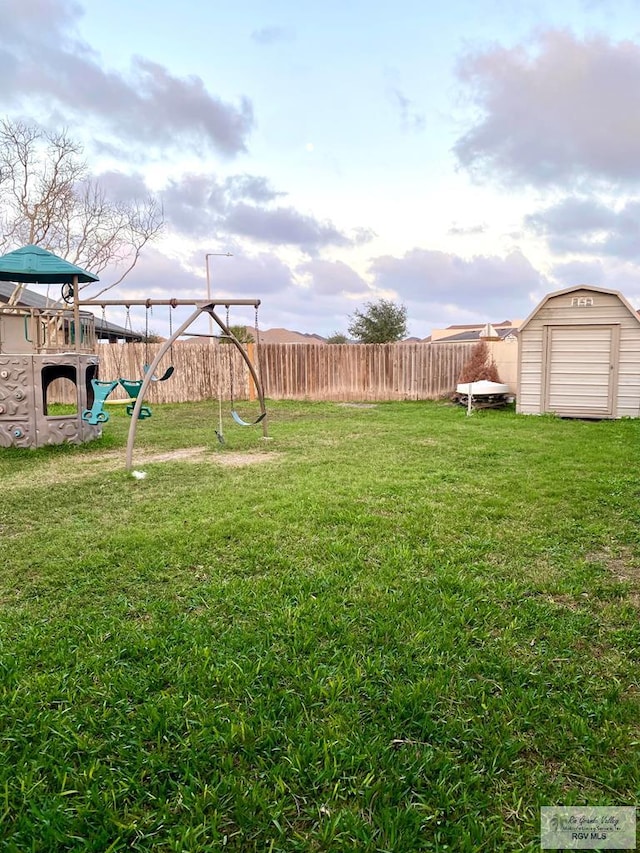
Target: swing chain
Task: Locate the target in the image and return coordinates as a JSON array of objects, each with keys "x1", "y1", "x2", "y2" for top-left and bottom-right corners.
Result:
[
  {"x1": 253, "y1": 303, "x2": 263, "y2": 376},
  {"x1": 144, "y1": 306, "x2": 148, "y2": 365},
  {"x1": 226, "y1": 304, "x2": 234, "y2": 406}
]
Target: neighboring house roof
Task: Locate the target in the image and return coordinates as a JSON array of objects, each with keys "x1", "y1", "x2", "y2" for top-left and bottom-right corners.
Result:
[
  {"x1": 0, "y1": 282, "x2": 140, "y2": 341},
  {"x1": 433, "y1": 326, "x2": 519, "y2": 343},
  {"x1": 0, "y1": 280, "x2": 58, "y2": 309},
  {"x1": 443, "y1": 320, "x2": 513, "y2": 330},
  {"x1": 255, "y1": 328, "x2": 328, "y2": 344}
]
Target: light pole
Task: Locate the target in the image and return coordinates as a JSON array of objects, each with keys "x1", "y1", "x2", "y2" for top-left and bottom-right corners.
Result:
[{"x1": 205, "y1": 252, "x2": 233, "y2": 339}]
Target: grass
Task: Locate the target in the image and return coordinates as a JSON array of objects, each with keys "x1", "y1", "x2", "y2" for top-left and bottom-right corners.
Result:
[{"x1": 0, "y1": 400, "x2": 639, "y2": 851}]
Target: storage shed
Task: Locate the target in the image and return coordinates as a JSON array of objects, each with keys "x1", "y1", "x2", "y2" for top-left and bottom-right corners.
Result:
[{"x1": 517, "y1": 285, "x2": 640, "y2": 419}]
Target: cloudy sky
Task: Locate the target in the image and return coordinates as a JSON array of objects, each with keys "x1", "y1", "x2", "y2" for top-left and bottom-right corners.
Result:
[{"x1": 2, "y1": 0, "x2": 640, "y2": 338}]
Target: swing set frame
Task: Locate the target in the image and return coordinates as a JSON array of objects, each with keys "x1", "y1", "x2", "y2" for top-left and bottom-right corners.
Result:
[{"x1": 78, "y1": 296, "x2": 268, "y2": 470}]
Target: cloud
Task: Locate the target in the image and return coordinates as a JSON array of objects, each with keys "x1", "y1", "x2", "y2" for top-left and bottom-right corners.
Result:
[
  {"x1": 526, "y1": 197, "x2": 640, "y2": 259},
  {"x1": 93, "y1": 243, "x2": 548, "y2": 339},
  {"x1": 95, "y1": 171, "x2": 152, "y2": 203},
  {"x1": 388, "y1": 88, "x2": 426, "y2": 133},
  {"x1": 201, "y1": 252, "x2": 370, "y2": 335},
  {"x1": 351, "y1": 226, "x2": 377, "y2": 245},
  {"x1": 448, "y1": 222, "x2": 487, "y2": 236},
  {"x1": 550, "y1": 256, "x2": 640, "y2": 305},
  {"x1": 550, "y1": 259, "x2": 606, "y2": 287},
  {"x1": 160, "y1": 173, "x2": 357, "y2": 251},
  {"x1": 0, "y1": 0, "x2": 253, "y2": 157},
  {"x1": 82, "y1": 245, "x2": 299, "y2": 338},
  {"x1": 251, "y1": 26, "x2": 294, "y2": 45},
  {"x1": 161, "y1": 175, "x2": 228, "y2": 236},
  {"x1": 223, "y1": 174, "x2": 285, "y2": 204},
  {"x1": 208, "y1": 251, "x2": 294, "y2": 297},
  {"x1": 369, "y1": 248, "x2": 546, "y2": 314},
  {"x1": 298, "y1": 259, "x2": 369, "y2": 296},
  {"x1": 454, "y1": 29, "x2": 640, "y2": 186},
  {"x1": 93, "y1": 244, "x2": 294, "y2": 305},
  {"x1": 221, "y1": 203, "x2": 353, "y2": 252}
]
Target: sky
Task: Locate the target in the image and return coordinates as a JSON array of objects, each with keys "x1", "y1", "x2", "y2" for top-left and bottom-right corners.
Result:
[{"x1": 2, "y1": 0, "x2": 640, "y2": 338}]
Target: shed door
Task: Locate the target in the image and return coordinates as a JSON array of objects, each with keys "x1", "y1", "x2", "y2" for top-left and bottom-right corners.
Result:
[{"x1": 543, "y1": 325, "x2": 619, "y2": 417}]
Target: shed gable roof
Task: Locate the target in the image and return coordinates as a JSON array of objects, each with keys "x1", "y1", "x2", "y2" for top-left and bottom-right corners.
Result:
[{"x1": 519, "y1": 285, "x2": 640, "y2": 332}]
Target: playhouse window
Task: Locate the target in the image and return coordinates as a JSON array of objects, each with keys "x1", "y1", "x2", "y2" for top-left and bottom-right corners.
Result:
[{"x1": 41, "y1": 365, "x2": 78, "y2": 415}]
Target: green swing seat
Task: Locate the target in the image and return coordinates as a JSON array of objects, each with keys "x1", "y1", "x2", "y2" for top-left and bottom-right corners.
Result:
[
  {"x1": 82, "y1": 379, "x2": 120, "y2": 425},
  {"x1": 119, "y1": 379, "x2": 152, "y2": 419}
]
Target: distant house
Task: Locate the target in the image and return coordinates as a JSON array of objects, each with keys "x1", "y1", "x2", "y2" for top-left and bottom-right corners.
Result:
[
  {"x1": 428, "y1": 319, "x2": 522, "y2": 393},
  {"x1": 430, "y1": 320, "x2": 520, "y2": 344},
  {"x1": 0, "y1": 282, "x2": 141, "y2": 343},
  {"x1": 254, "y1": 328, "x2": 328, "y2": 345}
]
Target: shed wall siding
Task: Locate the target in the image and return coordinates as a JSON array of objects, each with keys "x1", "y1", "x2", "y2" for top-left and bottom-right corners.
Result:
[
  {"x1": 517, "y1": 289, "x2": 640, "y2": 417},
  {"x1": 517, "y1": 331, "x2": 544, "y2": 414}
]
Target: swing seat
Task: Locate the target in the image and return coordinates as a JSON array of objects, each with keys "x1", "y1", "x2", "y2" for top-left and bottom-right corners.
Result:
[
  {"x1": 82, "y1": 379, "x2": 120, "y2": 425},
  {"x1": 143, "y1": 364, "x2": 175, "y2": 382},
  {"x1": 126, "y1": 402, "x2": 152, "y2": 419},
  {"x1": 119, "y1": 378, "x2": 152, "y2": 420},
  {"x1": 82, "y1": 408, "x2": 109, "y2": 424},
  {"x1": 231, "y1": 410, "x2": 266, "y2": 427}
]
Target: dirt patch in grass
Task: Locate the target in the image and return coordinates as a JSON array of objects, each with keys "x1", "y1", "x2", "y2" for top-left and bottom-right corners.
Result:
[
  {"x1": 211, "y1": 452, "x2": 276, "y2": 467},
  {"x1": 587, "y1": 546, "x2": 639, "y2": 584},
  {"x1": 624, "y1": 591, "x2": 640, "y2": 609},
  {"x1": 337, "y1": 402, "x2": 377, "y2": 409},
  {"x1": 131, "y1": 447, "x2": 209, "y2": 464},
  {"x1": 3, "y1": 446, "x2": 278, "y2": 489},
  {"x1": 547, "y1": 593, "x2": 583, "y2": 611},
  {"x1": 134, "y1": 447, "x2": 277, "y2": 467}
]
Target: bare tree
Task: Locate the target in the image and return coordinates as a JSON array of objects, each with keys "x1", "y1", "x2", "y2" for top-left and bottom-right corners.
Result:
[{"x1": 0, "y1": 119, "x2": 163, "y2": 294}]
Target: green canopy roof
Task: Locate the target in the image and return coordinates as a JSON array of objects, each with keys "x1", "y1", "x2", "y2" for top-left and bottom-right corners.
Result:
[{"x1": 0, "y1": 245, "x2": 99, "y2": 283}]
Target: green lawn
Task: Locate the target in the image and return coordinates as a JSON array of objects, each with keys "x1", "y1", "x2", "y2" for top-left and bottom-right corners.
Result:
[{"x1": 0, "y1": 401, "x2": 638, "y2": 852}]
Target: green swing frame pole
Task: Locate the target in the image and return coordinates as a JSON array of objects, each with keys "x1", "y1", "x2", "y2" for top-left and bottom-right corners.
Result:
[
  {"x1": 208, "y1": 308, "x2": 268, "y2": 438},
  {"x1": 124, "y1": 300, "x2": 267, "y2": 470}
]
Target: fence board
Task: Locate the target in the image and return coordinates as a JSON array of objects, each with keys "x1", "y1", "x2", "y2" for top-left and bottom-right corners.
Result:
[{"x1": 49, "y1": 341, "x2": 475, "y2": 404}]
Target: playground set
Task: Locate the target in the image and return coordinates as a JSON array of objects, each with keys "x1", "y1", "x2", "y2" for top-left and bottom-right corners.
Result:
[{"x1": 0, "y1": 245, "x2": 267, "y2": 468}]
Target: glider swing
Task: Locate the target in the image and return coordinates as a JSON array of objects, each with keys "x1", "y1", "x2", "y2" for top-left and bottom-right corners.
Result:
[
  {"x1": 81, "y1": 304, "x2": 121, "y2": 424},
  {"x1": 118, "y1": 303, "x2": 176, "y2": 417},
  {"x1": 225, "y1": 303, "x2": 266, "y2": 427},
  {"x1": 82, "y1": 303, "x2": 176, "y2": 424},
  {"x1": 114, "y1": 306, "x2": 154, "y2": 419}
]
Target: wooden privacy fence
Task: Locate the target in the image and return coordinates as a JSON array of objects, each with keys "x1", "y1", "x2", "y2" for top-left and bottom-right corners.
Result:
[
  {"x1": 50, "y1": 341, "x2": 476, "y2": 404},
  {"x1": 258, "y1": 342, "x2": 475, "y2": 401}
]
